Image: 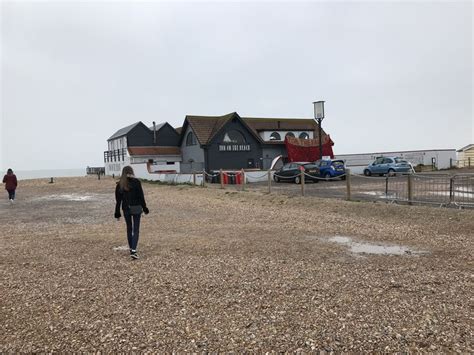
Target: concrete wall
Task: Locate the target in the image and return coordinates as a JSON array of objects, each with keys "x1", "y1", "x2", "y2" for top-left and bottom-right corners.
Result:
[
  {"x1": 131, "y1": 162, "x2": 271, "y2": 184},
  {"x1": 132, "y1": 163, "x2": 203, "y2": 184}
]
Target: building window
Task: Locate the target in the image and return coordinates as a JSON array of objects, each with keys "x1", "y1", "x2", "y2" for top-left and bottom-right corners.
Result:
[
  {"x1": 299, "y1": 132, "x2": 309, "y2": 139},
  {"x1": 186, "y1": 132, "x2": 197, "y2": 146},
  {"x1": 222, "y1": 130, "x2": 246, "y2": 144},
  {"x1": 270, "y1": 132, "x2": 281, "y2": 141},
  {"x1": 285, "y1": 132, "x2": 295, "y2": 138}
]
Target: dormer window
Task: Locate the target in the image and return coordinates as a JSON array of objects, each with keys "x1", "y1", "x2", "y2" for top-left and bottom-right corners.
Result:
[
  {"x1": 269, "y1": 132, "x2": 281, "y2": 141},
  {"x1": 299, "y1": 132, "x2": 309, "y2": 139},
  {"x1": 285, "y1": 132, "x2": 295, "y2": 138}
]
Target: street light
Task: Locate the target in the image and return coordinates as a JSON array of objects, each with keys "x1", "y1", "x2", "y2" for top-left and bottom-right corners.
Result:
[{"x1": 313, "y1": 100, "x2": 325, "y2": 160}]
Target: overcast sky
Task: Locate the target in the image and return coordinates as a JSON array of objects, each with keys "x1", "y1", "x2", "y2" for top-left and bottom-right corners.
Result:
[{"x1": 1, "y1": 0, "x2": 472, "y2": 171}]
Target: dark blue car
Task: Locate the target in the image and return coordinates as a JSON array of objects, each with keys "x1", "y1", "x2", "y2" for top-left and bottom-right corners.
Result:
[{"x1": 314, "y1": 159, "x2": 346, "y2": 180}]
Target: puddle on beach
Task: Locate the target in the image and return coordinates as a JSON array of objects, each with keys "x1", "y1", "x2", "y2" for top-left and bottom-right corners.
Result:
[
  {"x1": 34, "y1": 194, "x2": 99, "y2": 202},
  {"x1": 359, "y1": 191, "x2": 397, "y2": 199},
  {"x1": 325, "y1": 236, "x2": 426, "y2": 256}
]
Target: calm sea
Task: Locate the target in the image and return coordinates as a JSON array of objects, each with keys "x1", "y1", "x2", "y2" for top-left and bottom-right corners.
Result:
[{"x1": 11, "y1": 169, "x2": 86, "y2": 181}]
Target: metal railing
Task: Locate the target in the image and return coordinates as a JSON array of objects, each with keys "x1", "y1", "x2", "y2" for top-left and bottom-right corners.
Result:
[
  {"x1": 104, "y1": 148, "x2": 128, "y2": 163},
  {"x1": 140, "y1": 168, "x2": 474, "y2": 209},
  {"x1": 209, "y1": 169, "x2": 474, "y2": 209}
]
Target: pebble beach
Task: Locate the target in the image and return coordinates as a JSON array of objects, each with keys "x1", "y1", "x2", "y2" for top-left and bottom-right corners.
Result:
[{"x1": 0, "y1": 176, "x2": 472, "y2": 352}]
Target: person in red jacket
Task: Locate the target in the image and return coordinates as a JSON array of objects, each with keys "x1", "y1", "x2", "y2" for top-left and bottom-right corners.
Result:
[{"x1": 3, "y1": 168, "x2": 18, "y2": 203}]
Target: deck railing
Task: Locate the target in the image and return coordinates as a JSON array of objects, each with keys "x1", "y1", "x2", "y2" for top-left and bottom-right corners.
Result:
[{"x1": 104, "y1": 148, "x2": 128, "y2": 162}]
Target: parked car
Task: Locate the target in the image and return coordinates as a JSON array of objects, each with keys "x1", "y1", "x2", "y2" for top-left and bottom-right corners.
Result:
[
  {"x1": 314, "y1": 159, "x2": 346, "y2": 180},
  {"x1": 273, "y1": 162, "x2": 320, "y2": 184},
  {"x1": 363, "y1": 157, "x2": 412, "y2": 176}
]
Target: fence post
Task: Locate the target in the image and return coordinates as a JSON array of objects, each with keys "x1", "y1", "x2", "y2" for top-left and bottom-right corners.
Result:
[
  {"x1": 450, "y1": 158, "x2": 453, "y2": 169},
  {"x1": 220, "y1": 169, "x2": 224, "y2": 189},
  {"x1": 345, "y1": 168, "x2": 351, "y2": 201},
  {"x1": 469, "y1": 157, "x2": 471, "y2": 168},
  {"x1": 407, "y1": 174, "x2": 414, "y2": 205},
  {"x1": 241, "y1": 169, "x2": 245, "y2": 191},
  {"x1": 449, "y1": 177, "x2": 454, "y2": 204},
  {"x1": 268, "y1": 170, "x2": 272, "y2": 194},
  {"x1": 385, "y1": 176, "x2": 389, "y2": 197},
  {"x1": 193, "y1": 171, "x2": 196, "y2": 185},
  {"x1": 202, "y1": 171, "x2": 206, "y2": 187},
  {"x1": 300, "y1": 169, "x2": 305, "y2": 196}
]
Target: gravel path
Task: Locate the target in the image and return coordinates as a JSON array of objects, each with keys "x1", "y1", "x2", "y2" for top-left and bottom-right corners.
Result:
[{"x1": 0, "y1": 176, "x2": 472, "y2": 352}]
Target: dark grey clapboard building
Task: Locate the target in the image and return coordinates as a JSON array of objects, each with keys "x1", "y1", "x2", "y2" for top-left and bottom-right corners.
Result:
[
  {"x1": 104, "y1": 121, "x2": 181, "y2": 175},
  {"x1": 179, "y1": 112, "x2": 327, "y2": 173}
]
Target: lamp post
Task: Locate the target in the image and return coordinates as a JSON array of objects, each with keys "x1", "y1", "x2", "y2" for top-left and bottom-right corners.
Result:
[{"x1": 313, "y1": 100, "x2": 325, "y2": 160}]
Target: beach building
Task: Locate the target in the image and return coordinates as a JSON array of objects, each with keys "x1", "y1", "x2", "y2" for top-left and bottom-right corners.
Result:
[
  {"x1": 335, "y1": 149, "x2": 457, "y2": 174},
  {"x1": 456, "y1": 144, "x2": 474, "y2": 168},
  {"x1": 104, "y1": 121, "x2": 181, "y2": 176},
  {"x1": 105, "y1": 112, "x2": 330, "y2": 176},
  {"x1": 179, "y1": 112, "x2": 328, "y2": 173}
]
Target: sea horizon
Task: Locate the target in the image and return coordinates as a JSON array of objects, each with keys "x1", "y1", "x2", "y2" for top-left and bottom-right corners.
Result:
[{"x1": 6, "y1": 168, "x2": 87, "y2": 181}]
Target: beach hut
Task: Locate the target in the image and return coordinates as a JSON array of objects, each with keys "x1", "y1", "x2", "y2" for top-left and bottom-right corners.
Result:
[{"x1": 457, "y1": 144, "x2": 474, "y2": 168}]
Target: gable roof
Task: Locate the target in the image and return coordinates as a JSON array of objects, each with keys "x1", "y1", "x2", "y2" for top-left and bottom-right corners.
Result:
[
  {"x1": 457, "y1": 143, "x2": 474, "y2": 152},
  {"x1": 148, "y1": 123, "x2": 166, "y2": 131},
  {"x1": 183, "y1": 112, "x2": 236, "y2": 145},
  {"x1": 108, "y1": 122, "x2": 143, "y2": 141},
  {"x1": 181, "y1": 112, "x2": 327, "y2": 146}
]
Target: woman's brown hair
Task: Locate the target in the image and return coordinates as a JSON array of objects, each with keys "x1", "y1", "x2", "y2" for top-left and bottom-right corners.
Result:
[{"x1": 119, "y1": 166, "x2": 135, "y2": 191}]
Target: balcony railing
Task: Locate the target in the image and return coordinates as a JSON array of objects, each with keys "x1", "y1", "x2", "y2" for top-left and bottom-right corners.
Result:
[{"x1": 104, "y1": 148, "x2": 128, "y2": 163}]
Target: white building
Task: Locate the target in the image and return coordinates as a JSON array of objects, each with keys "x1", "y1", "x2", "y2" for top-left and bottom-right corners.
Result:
[
  {"x1": 104, "y1": 121, "x2": 181, "y2": 176},
  {"x1": 456, "y1": 144, "x2": 474, "y2": 168},
  {"x1": 335, "y1": 149, "x2": 457, "y2": 174}
]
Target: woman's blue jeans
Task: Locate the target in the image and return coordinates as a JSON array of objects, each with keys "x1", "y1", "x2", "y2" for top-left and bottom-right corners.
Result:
[{"x1": 124, "y1": 212, "x2": 141, "y2": 251}]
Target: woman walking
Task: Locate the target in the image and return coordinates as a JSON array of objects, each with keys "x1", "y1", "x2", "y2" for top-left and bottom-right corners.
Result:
[
  {"x1": 3, "y1": 168, "x2": 18, "y2": 204},
  {"x1": 115, "y1": 166, "x2": 149, "y2": 259}
]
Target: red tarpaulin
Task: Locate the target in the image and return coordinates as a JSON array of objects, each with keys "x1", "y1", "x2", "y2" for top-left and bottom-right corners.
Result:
[{"x1": 285, "y1": 135, "x2": 334, "y2": 162}]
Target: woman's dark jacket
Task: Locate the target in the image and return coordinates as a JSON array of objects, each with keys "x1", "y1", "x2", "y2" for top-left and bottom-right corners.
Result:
[
  {"x1": 3, "y1": 174, "x2": 18, "y2": 191},
  {"x1": 115, "y1": 177, "x2": 147, "y2": 216}
]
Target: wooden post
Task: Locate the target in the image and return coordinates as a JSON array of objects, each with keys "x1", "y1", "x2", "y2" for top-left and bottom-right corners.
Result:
[
  {"x1": 346, "y1": 168, "x2": 351, "y2": 201},
  {"x1": 241, "y1": 168, "x2": 245, "y2": 191},
  {"x1": 300, "y1": 169, "x2": 305, "y2": 196},
  {"x1": 193, "y1": 171, "x2": 196, "y2": 185},
  {"x1": 407, "y1": 174, "x2": 413, "y2": 205},
  {"x1": 268, "y1": 170, "x2": 272, "y2": 194},
  {"x1": 469, "y1": 157, "x2": 471, "y2": 168},
  {"x1": 220, "y1": 169, "x2": 224, "y2": 189}
]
